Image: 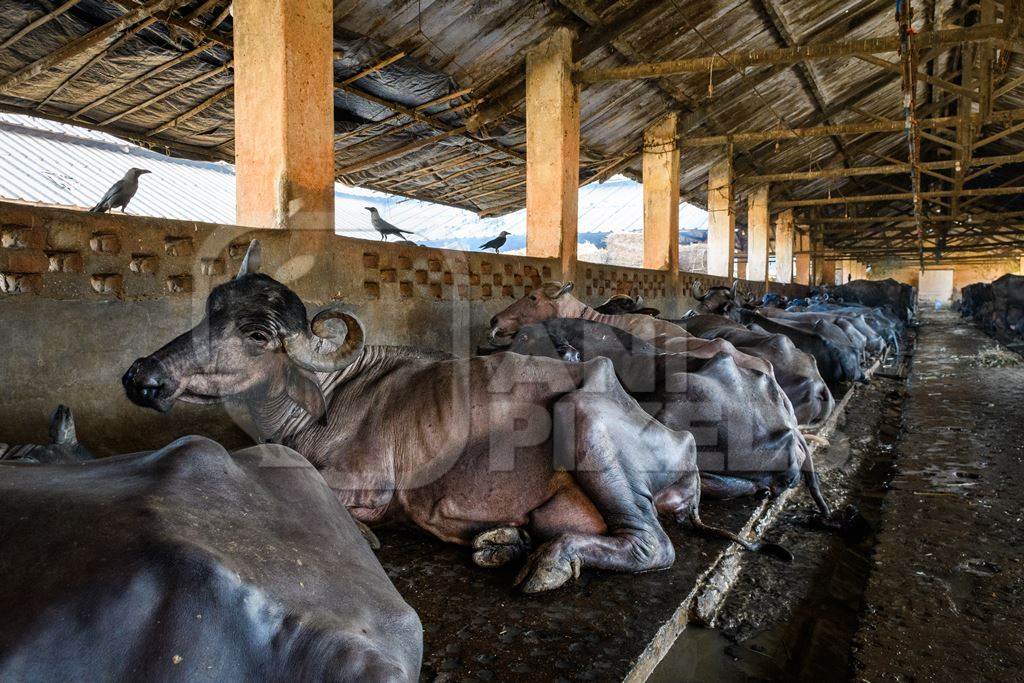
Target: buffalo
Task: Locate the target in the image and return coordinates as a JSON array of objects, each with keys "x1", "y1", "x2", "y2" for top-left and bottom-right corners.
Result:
[
  {"x1": 489, "y1": 281, "x2": 774, "y2": 376},
  {"x1": 0, "y1": 436, "x2": 423, "y2": 680},
  {"x1": 675, "y1": 314, "x2": 835, "y2": 427},
  {"x1": 123, "y1": 241, "x2": 780, "y2": 594},
  {"x1": 506, "y1": 318, "x2": 832, "y2": 515}
]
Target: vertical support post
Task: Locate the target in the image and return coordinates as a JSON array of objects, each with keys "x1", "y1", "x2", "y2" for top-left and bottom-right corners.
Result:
[
  {"x1": 795, "y1": 229, "x2": 811, "y2": 285},
  {"x1": 234, "y1": 0, "x2": 335, "y2": 234},
  {"x1": 774, "y1": 209, "x2": 794, "y2": 284},
  {"x1": 643, "y1": 113, "x2": 680, "y2": 276},
  {"x1": 707, "y1": 153, "x2": 734, "y2": 277},
  {"x1": 746, "y1": 184, "x2": 769, "y2": 283},
  {"x1": 526, "y1": 27, "x2": 579, "y2": 281},
  {"x1": 820, "y1": 250, "x2": 837, "y2": 286},
  {"x1": 841, "y1": 257, "x2": 856, "y2": 283}
]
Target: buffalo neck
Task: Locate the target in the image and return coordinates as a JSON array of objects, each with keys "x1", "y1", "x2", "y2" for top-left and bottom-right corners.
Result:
[
  {"x1": 577, "y1": 304, "x2": 631, "y2": 328},
  {"x1": 241, "y1": 345, "x2": 445, "y2": 446}
]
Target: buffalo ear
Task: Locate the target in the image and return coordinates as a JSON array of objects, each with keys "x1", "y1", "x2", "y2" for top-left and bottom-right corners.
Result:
[
  {"x1": 49, "y1": 405, "x2": 77, "y2": 446},
  {"x1": 237, "y1": 239, "x2": 262, "y2": 278},
  {"x1": 286, "y1": 365, "x2": 327, "y2": 424},
  {"x1": 556, "y1": 281, "x2": 574, "y2": 298}
]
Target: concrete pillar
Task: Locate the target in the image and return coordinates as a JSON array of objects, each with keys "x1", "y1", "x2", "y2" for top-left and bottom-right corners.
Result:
[
  {"x1": 746, "y1": 184, "x2": 769, "y2": 283},
  {"x1": 841, "y1": 258, "x2": 856, "y2": 283},
  {"x1": 526, "y1": 27, "x2": 579, "y2": 280},
  {"x1": 707, "y1": 155, "x2": 734, "y2": 277},
  {"x1": 774, "y1": 209, "x2": 794, "y2": 284},
  {"x1": 234, "y1": 0, "x2": 335, "y2": 233},
  {"x1": 795, "y1": 229, "x2": 811, "y2": 285},
  {"x1": 820, "y1": 250, "x2": 837, "y2": 286},
  {"x1": 642, "y1": 113, "x2": 680, "y2": 275}
]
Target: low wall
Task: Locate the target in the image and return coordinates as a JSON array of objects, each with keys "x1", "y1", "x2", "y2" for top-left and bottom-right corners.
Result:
[
  {"x1": 1, "y1": 201, "x2": 807, "y2": 453},
  {"x1": 867, "y1": 258, "x2": 1023, "y2": 299}
]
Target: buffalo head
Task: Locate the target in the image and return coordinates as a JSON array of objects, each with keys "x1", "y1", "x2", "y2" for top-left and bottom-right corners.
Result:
[
  {"x1": 122, "y1": 241, "x2": 364, "y2": 421},
  {"x1": 488, "y1": 281, "x2": 579, "y2": 345},
  {"x1": 690, "y1": 279, "x2": 740, "y2": 315}
]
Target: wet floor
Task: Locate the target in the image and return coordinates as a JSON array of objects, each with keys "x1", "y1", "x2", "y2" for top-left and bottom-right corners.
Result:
[
  {"x1": 853, "y1": 311, "x2": 1024, "y2": 680},
  {"x1": 651, "y1": 310, "x2": 1024, "y2": 682}
]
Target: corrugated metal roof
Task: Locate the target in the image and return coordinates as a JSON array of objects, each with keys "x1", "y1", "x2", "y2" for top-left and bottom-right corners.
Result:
[{"x1": 0, "y1": 113, "x2": 707, "y2": 257}]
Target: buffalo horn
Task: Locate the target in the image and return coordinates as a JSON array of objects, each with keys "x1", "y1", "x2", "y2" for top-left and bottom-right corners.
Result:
[{"x1": 283, "y1": 304, "x2": 364, "y2": 373}]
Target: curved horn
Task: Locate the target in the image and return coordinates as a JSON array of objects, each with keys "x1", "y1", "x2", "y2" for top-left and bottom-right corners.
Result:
[
  {"x1": 633, "y1": 294, "x2": 644, "y2": 308},
  {"x1": 729, "y1": 280, "x2": 740, "y2": 301},
  {"x1": 236, "y1": 239, "x2": 262, "y2": 278},
  {"x1": 283, "y1": 304, "x2": 365, "y2": 372},
  {"x1": 691, "y1": 280, "x2": 708, "y2": 302},
  {"x1": 555, "y1": 281, "x2": 574, "y2": 298}
]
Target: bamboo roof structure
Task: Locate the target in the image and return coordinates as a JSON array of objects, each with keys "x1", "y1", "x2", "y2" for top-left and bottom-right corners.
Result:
[{"x1": 1, "y1": 0, "x2": 1023, "y2": 260}]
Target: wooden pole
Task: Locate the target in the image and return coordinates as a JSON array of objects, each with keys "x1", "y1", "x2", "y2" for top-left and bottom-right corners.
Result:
[
  {"x1": 642, "y1": 113, "x2": 680, "y2": 275},
  {"x1": 525, "y1": 27, "x2": 580, "y2": 281}
]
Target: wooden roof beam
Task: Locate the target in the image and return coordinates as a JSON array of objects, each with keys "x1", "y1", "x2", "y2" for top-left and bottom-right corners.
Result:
[
  {"x1": 774, "y1": 184, "x2": 1024, "y2": 208},
  {"x1": 679, "y1": 108, "x2": 1024, "y2": 146},
  {"x1": 577, "y1": 24, "x2": 1009, "y2": 83},
  {"x1": 750, "y1": 0, "x2": 851, "y2": 164},
  {"x1": 738, "y1": 151, "x2": 1024, "y2": 182},
  {"x1": 0, "y1": 0, "x2": 83, "y2": 52},
  {"x1": 0, "y1": 0, "x2": 181, "y2": 96}
]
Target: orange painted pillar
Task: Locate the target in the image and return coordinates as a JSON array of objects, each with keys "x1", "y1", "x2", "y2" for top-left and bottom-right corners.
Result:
[
  {"x1": 746, "y1": 184, "x2": 769, "y2": 283},
  {"x1": 774, "y1": 209, "x2": 794, "y2": 284},
  {"x1": 234, "y1": 0, "x2": 335, "y2": 234},
  {"x1": 794, "y1": 229, "x2": 811, "y2": 285},
  {"x1": 526, "y1": 27, "x2": 579, "y2": 281},
  {"x1": 707, "y1": 155, "x2": 734, "y2": 277},
  {"x1": 643, "y1": 113, "x2": 680, "y2": 275}
]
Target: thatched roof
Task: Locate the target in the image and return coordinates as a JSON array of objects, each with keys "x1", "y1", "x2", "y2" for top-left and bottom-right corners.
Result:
[{"x1": 1, "y1": 0, "x2": 1022, "y2": 259}]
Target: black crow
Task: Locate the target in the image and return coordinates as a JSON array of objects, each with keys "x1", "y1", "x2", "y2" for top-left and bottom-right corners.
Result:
[
  {"x1": 479, "y1": 230, "x2": 510, "y2": 253},
  {"x1": 90, "y1": 168, "x2": 150, "y2": 213}
]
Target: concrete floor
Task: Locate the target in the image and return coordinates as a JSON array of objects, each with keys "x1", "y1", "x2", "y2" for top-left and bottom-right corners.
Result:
[{"x1": 853, "y1": 311, "x2": 1024, "y2": 679}]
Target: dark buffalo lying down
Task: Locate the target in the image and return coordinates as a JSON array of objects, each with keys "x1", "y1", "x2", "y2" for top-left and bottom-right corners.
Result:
[
  {"x1": 0, "y1": 436, "x2": 422, "y2": 681},
  {"x1": 506, "y1": 318, "x2": 832, "y2": 513},
  {"x1": 686, "y1": 282, "x2": 867, "y2": 388},
  {"x1": 962, "y1": 274, "x2": 1024, "y2": 338},
  {"x1": 123, "y1": 241, "x2": 784, "y2": 594},
  {"x1": 674, "y1": 314, "x2": 835, "y2": 426},
  {"x1": 959, "y1": 282, "x2": 993, "y2": 319},
  {"x1": 829, "y1": 278, "x2": 916, "y2": 324}
]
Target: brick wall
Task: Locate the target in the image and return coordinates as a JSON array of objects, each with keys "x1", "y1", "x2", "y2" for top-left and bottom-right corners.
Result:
[{"x1": 1, "y1": 200, "x2": 808, "y2": 452}]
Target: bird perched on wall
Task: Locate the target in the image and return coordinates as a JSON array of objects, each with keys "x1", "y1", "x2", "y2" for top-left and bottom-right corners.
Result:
[
  {"x1": 479, "y1": 231, "x2": 511, "y2": 253},
  {"x1": 365, "y1": 207, "x2": 416, "y2": 242},
  {"x1": 89, "y1": 168, "x2": 150, "y2": 213}
]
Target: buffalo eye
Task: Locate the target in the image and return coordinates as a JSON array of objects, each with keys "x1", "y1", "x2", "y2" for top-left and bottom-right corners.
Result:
[
  {"x1": 530, "y1": 294, "x2": 538, "y2": 301},
  {"x1": 242, "y1": 328, "x2": 275, "y2": 349}
]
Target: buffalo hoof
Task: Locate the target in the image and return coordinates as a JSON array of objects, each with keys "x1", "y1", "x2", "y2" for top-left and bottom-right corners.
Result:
[
  {"x1": 354, "y1": 520, "x2": 381, "y2": 550},
  {"x1": 514, "y1": 543, "x2": 582, "y2": 594},
  {"x1": 810, "y1": 504, "x2": 869, "y2": 537},
  {"x1": 471, "y1": 526, "x2": 531, "y2": 568}
]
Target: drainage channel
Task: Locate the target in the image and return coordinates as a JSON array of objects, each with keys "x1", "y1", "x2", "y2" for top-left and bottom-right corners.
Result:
[{"x1": 649, "y1": 334, "x2": 916, "y2": 682}]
